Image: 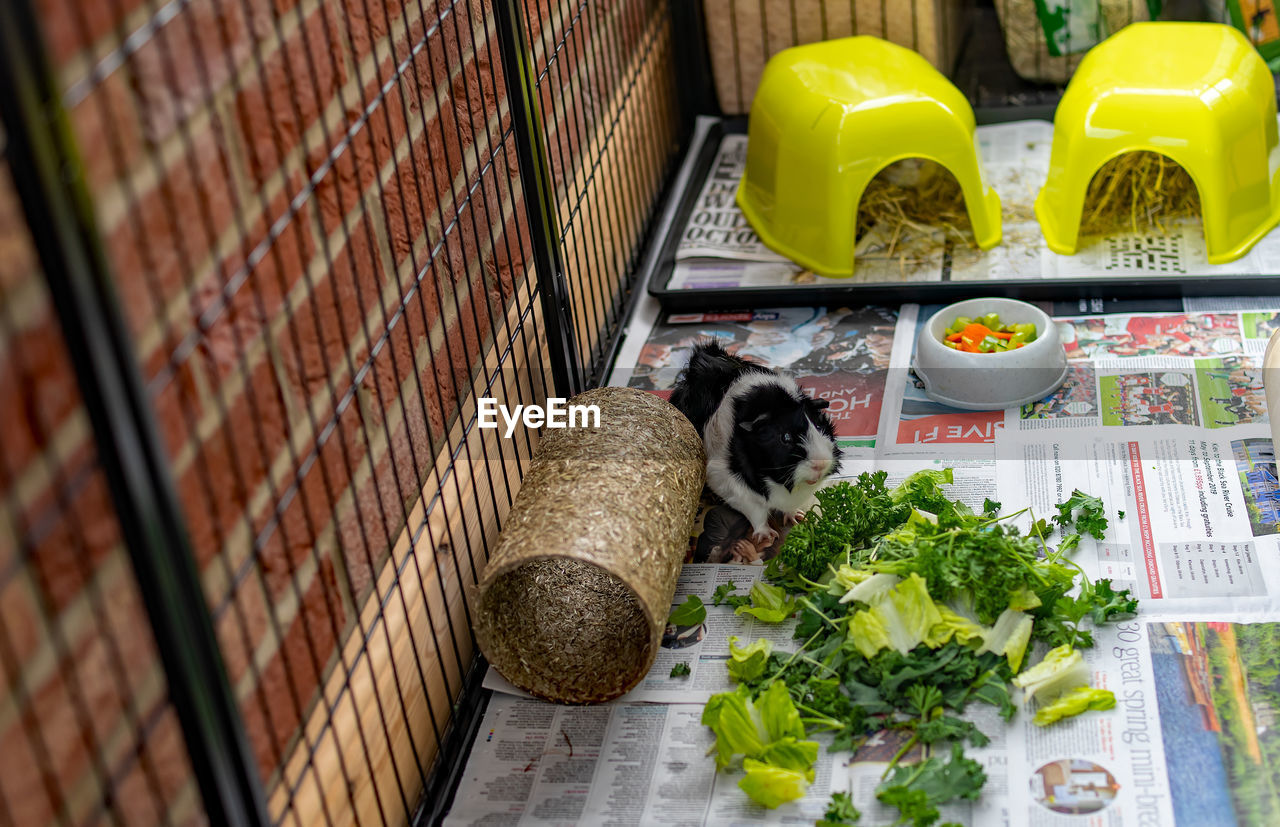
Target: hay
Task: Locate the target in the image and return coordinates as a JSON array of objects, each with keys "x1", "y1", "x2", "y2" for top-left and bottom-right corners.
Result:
[
  {"x1": 471, "y1": 387, "x2": 706, "y2": 704},
  {"x1": 994, "y1": 0, "x2": 1152, "y2": 83},
  {"x1": 855, "y1": 159, "x2": 973, "y2": 255},
  {"x1": 702, "y1": 0, "x2": 970, "y2": 114},
  {"x1": 1079, "y1": 151, "x2": 1201, "y2": 237}
]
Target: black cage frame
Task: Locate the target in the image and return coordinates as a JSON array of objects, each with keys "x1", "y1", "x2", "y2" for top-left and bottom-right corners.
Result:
[{"x1": 0, "y1": 1, "x2": 1253, "y2": 825}]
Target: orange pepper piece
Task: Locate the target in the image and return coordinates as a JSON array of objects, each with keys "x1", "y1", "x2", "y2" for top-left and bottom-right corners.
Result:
[{"x1": 957, "y1": 322, "x2": 993, "y2": 352}]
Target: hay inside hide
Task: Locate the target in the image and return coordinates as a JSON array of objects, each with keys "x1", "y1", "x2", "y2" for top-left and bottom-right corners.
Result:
[
  {"x1": 1079, "y1": 151, "x2": 1201, "y2": 237},
  {"x1": 471, "y1": 387, "x2": 705, "y2": 704},
  {"x1": 855, "y1": 159, "x2": 974, "y2": 259}
]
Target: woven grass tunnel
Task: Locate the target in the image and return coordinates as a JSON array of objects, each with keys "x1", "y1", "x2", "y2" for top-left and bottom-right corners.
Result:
[{"x1": 471, "y1": 387, "x2": 706, "y2": 704}]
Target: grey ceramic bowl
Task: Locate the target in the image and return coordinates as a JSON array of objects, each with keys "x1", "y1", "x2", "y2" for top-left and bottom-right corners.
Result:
[{"x1": 913, "y1": 297, "x2": 1068, "y2": 411}]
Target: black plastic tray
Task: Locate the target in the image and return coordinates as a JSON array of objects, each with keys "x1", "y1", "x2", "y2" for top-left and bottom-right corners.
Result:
[{"x1": 647, "y1": 116, "x2": 1280, "y2": 312}]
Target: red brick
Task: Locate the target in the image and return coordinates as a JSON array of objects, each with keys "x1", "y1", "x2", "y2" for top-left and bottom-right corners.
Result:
[
  {"x1": 105, "y1": 129, "x2": 238, "y2": 341},
  {"x1": 0, "y1": 689, "x2": 70, "y2": 825},
  {"x1": 179, "y1": 357, "x2": 291, "y2": 571},
  {"x1": 260, "y1": 403, "x2": 371, "y2": 599},
  {"x1": 144, "y1": 330, "x2": 207, "y2": 461},
  {"x1": 70, "y1": 71, "x2": 145, "y2": 193},
  {"x1": 35, "y1": 0, "x2": 148, "y2": 65},
  {"x1": 0, "y1": 563, "x2": 163, "y2": 822},
  {"x1": 27, "y1": 457, "x2": 121, "y2": 613},
  {"x1": 238, "y1": 556, "x2": 343, "y2": 778},
  {"x1": 341, "y1": 0, "x2": 412, "y2": 63},
  {"x1": 0, "y1": 310, "x2": 81, "y2": 477},
  {"x1": 196, "y1": 171, "x2": 315, "y2": 380},
  {"x1": 0, "y1": 576, "x2": 43, "y2": 669},
  {"x1": 129, "y1": 0, "x2": 252, "y2": 142},
  {"x1": 215, "y1": 577, "x2": 272, "y2": 687},
  {"x1": 112, "y1": 709, "x2": 200, "y2": 826},
  {"x1": 236, "y1": 4, "x2": 350, "y2": 182},
  {"x1": 0, "y1": 169, "x2": 40, "y2": 303}
]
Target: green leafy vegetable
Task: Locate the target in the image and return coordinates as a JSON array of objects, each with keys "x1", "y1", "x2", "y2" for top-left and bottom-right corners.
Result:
[
  {"x1": 1033, "y1": 685, "x2": 1116, "y2": 726},
  {"x1": 1011, "y1": 644, "x2": 1090, "y2": 706},
  {"x1": 727, "y1": 637, "x2": 773, "y2": 682},
  {"x1": 670, "y1": 662, "x2": 691, "y2": 678},
  {"x1": 776, "y1": 472, "x2": 912, "y2": 581},
  {"x1": 1054, "y1": 489, "x2": 1108, "y2": 539},
  {"x1": 735, "y1": 581, "x2": 798, "y2": 623},
  {"x1": 817, "y1": 791, "x2": 861, "y2": 826},
  {"x1": 700, "y1": 469, "x2": 1138, "y2": 817},
  {"x1": 915, "y1": 716, "x2": 990, "y2": 747},
  {"x1": 668, "y1": 595, "x2": 706, "y2": 627},
  {"x1": 701, "y1": 683, "x2": 819, "y2": 807},
  {"x1": 976, "y1": 608, "x2": 1033, "y2": 672},
  {"x1": 1088, "y1": 579, "x2": 1139, "y2": 624},
  {"x1": 712, "y1": 582, "x2": 739, "y2": 606},
  {"x1": 876, "y1": 743, "x2": 986, "y2": 826},
  {"x1": 739, "y1": 759, "x2": 811, "y2": 808}
]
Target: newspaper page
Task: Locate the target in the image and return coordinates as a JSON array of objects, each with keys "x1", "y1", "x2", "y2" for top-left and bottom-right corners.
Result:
[
  {"x1": 618, "y1": 305, "x2": 898, "y2": 448},
  {"x1": 666, "y1": 123, "x2": 1280, "y2": 291},
  {"x1": 997, "y1": 427, "x2": 1280, "y2": 616},
  {"x1": 455, "y1": 300, "x2": 1280, "y2": 825},
  {"x1": 445, "y1": 693, "x2": 1011, "y2": 827}
]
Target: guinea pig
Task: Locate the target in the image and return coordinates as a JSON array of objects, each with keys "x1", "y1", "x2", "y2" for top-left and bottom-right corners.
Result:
[{"x1": 670, "y1": 341, "x2": 841, "y2": 543}]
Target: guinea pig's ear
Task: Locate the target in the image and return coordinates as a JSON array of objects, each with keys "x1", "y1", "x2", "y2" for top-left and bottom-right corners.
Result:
[
  {"x1": 806, "y1": 396, "x2": 830, "y2": 411},
  {"x1": 738, "y1": 412, "x2": 772, "y2": 432}
]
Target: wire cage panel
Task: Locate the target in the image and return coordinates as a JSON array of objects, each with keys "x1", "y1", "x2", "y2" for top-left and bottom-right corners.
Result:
[
  {"x1": 519, "y1": 0, "x2": 682, "y2": 383},
  {"x1": 2, "y1": 0, "x2": 686, "y2": 823},
  {"x1": 0, "y1": 160, "x2": 204, "y2": 826}
]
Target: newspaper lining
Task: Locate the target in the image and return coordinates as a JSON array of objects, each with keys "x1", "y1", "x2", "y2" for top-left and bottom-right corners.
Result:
[{"x1": 454, "y1": 298, "x2": 1280, "y2": 826}]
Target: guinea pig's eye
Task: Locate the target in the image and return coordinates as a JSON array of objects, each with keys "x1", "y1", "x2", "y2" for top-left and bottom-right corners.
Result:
[{"x1": 781, "y1": 432, "x2": 793, "y2": 444}]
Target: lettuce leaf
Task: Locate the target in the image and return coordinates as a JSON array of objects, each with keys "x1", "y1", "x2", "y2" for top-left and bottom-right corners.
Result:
[
  {"x1": 977, "y1": 608, "x2": 1034, "y2": 672},
  {"x1": 727, "y1": 636, "x2": 773, "y2": 683},
  {"x1": 735, "y1": 582, "x2": 798, "y2": 623},
  {"x1": 756, "y1": 680, "x2": 806, "y2": 742},
  {"x1": 1011, "y1": 644, "x2": 1091, "y2": 705},
  {"x1": 701, "y1": 687, "x2": 764, "y2": 770},
  {"x1": 1033, "y1": 685, "x2": 1116, "y2": 726},
  {"x1": 739, "y1": 759, "x2": 811, "y2": 808},
  {"x1": 928, "y1": 604, "x2": 986, "y2": 648},
  {"x1": 702, "y1": 682, "x2": 819, "y2": 807}
]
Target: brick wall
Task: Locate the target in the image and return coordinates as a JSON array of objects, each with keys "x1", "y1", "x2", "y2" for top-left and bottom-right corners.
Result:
[{"x1": 0, "y1": 0, "x2": 679, "y2": 823}]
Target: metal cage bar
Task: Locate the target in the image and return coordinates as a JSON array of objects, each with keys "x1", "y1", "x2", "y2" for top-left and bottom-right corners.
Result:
[{"x1": 0, "y1": 2, "x2": 270, "y2": 825}]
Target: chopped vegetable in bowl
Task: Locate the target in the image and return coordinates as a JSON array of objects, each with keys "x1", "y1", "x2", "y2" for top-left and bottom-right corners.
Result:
[{"x1": 943, "y1": 312, "x2": 1037, "y2": 353}]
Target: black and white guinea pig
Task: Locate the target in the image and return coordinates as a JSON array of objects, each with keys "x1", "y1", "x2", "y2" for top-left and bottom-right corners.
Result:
[{"x1": 670, "y1": 341, "x2": 841, "y2": 542}]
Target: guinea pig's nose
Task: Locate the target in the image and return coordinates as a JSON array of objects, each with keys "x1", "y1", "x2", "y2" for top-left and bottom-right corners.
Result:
[{"x1": 804, "y1": 458, "x2": 833, "y2": 484}]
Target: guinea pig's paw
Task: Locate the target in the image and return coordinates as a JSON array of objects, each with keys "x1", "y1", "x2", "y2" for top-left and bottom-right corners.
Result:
[{"x1": 783, "y1": 509, "x2": 808, "y2": 526}]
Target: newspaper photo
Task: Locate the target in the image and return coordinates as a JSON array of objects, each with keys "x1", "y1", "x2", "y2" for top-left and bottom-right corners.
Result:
[
  {"x1": 621, "y1": 305, "x2": 897, "y2": 447},
  {"x1": 1006, "y1": 309, "x2": 1280, "y2": 435}
]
